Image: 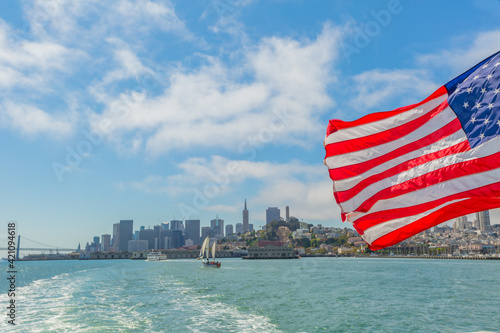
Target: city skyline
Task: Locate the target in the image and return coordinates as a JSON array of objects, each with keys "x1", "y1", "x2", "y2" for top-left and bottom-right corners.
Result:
[
  {"x1": 72, "y1": 208, "x2": 499, "y2": 255},
  {"x1": 82, "y1": 202, "x2": 295, "y2": 251},
  {"x1": 79, "y1": 208, "x2": 499, "y2": 254},
  {"x1": 2, "y1": 1, "x2": 500, "y2": 248}
]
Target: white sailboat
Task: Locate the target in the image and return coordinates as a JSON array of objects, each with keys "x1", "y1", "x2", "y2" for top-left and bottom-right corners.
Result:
[
  {"x1": 199, "y1": 235, "x2": 221, "y2": 268},
  {"x1": 197, "y1": 236, "x2": 209, "y2": 260}
]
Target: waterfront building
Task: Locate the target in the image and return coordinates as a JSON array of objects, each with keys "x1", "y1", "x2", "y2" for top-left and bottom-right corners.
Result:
[
  {"x1": 211, "y1": 216, "x2": 224, "y2": 237},
  {"x1": 235, "y1": 223, "x2": 243, "y2": 234},
  {"x1": 112, "y1": 223, "x2": 120, "y2": 252},
  {"x1": 101, "y1": 234, "x2": 111, "y2": 252},
  {"x1": 243, "y1": 199, "x2": 249, "y2": 233},
  {"x1": 185, "y1": 220, "x2": 201, "y2": 245},
  {"x1": 245, "y1": 244, "x2": 297, "y2": 259},
  {"x1": 266, "y1": 207, "x2": 280, "y2": 225},
  {"x1": 128, "y1": 240, "x2": 148, "y2": 252},
  {"x1": 226, "y1": 224, "x2": 233, "y2": 236}
]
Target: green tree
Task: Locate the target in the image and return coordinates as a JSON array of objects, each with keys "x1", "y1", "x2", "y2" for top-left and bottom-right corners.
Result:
[
  {"x1": 300, "y1": 238, "x2": 311, "y2": 248},
  {"x1": 311, "y1": 238, "x2": 319, "y2": 248}
]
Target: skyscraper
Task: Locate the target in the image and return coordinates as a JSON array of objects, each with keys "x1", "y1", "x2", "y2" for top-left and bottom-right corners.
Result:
[
  {"x1": 454, "y1": 216, "x2": 468, "y2": 230},
  {"x1": 211, "y1": 216, "x2": 224, "y2": 237},
  {"x1": 226, "y1": 224, "x2": 233, "y2": 236},
  {"x1": 242, "y1": 199, "x2": 249, "y2": 233},
  {"x1": 201, "y1": 227, "x2": 214, "y2": 240},
  {"x1": 119, "y1": 220, "x2": 133, "y2": 252},
  {"x1": 101, "y1": 234, "x2": 111, "y2": 252},
  {"x1": 266, "y1": 207, "x2": 280, "y2": 225},
  {"x1": 93, "y1": 236, "x2": 100, "y2": 252},
  {"x1": 185, "y1": 219, "x2": 201, "y2": 245},
  {"x1": 165, "y1": 230, "x2": 184, "y2": 249},
  {"x1": 170, "y1": 220, "x2": 184, "y2": 232},
  {"x1": 235, "y1": 223, "x2": 243, "y2": 234},
  {"x1": 139, "y1": 228, "x2": 157, "y2": 250},
  {"x1": 477, "y1": 210, "x2": 491, "y2": 232},
  {"x1": 286, "y1": 206, "x2": 289, "y2": 223},
  {"x1": 112, "y1": 223, "x2": 120, "y2": 252}
]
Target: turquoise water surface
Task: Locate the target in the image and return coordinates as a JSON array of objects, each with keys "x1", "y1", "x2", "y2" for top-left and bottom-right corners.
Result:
[{"x1": 1, "y1": 257, "x2": 499, "y2": 332}]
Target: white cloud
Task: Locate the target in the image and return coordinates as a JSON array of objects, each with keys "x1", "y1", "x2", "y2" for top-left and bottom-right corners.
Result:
[
  {"x1": 0, "y1": 20, "x2": 80, "y2": 89},
  {"x1": 89, "y1": 24, "x2": 342, "y2": 156},
  {"x1": 251, "y1": 179, "x2": 339, "y2": 222},
  {"x1": 114, "y1": 0, "x2": 190, "y2": 36},
  {"x1": 119, "y1": 155, "x2": 340, "y2": 222},
  {"x1": 0, "y1": 101, "x2": 76, "y2": 138},
  {"x1": 349, "y1": 30, "x2": 500, "y2": 114},
  {"x1": 351, "y1": 68, "x2": 438, "y2": 111},
  {"x1": 204, "y1": 204, "x2": 239, "y2": 213},
  {"x1": 417, "y1": 30, "x2": 500, "y2": 72},
  {"x1": 23, "y1": 0, "x2": 195, "y2": 44}
]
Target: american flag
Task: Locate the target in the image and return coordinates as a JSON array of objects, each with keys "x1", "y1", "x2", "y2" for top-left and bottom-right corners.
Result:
[{"x1": 324, "y1": 51, "x2": 500, "y2": 251}]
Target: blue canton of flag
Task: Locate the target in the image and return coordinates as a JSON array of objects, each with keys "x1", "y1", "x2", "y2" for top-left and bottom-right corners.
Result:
[{"x1": 447, "y1": 51, "x2": 500, "y2": 148}]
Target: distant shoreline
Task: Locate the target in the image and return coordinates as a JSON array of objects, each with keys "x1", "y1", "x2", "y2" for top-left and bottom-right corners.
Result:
[{"x1": 5, "y1": 254, "x2": 500, "y2": 261}]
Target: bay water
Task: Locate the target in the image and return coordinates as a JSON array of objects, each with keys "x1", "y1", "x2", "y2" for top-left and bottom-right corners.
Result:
[{"x1": 1, "y1": 258, "x2": 499, "y2": 332}]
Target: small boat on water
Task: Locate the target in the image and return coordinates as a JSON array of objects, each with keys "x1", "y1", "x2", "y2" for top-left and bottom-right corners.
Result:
[
  {"x1": 198, "y1": 235, "x2": 221, "y2": 268},
  {"x1": 146, "y1": 251, "x2": 167, "y2": 261}
]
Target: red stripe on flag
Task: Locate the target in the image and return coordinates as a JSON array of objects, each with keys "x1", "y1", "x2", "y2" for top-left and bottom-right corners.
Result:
[
  {"x1": 355, "y1": 149, "x2": 500, "y2": 213},
  {"x1": 335, "y1": 140, "x2": 471, "y2": 204},
  {"x1": 328, "y1": 118, "x2": 463, "y2": 181},
  {"x1": 326, "y1": 86, "x2": 447, "y2": 135},
  {"x1": 325, "y1": 100, "x2": 448, "y2": 157},
  {"x1": 367, "y1": 194, "x2": 500, "y2": 251}
]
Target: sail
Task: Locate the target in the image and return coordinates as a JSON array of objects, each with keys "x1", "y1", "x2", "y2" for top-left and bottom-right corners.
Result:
[
  {"x1": 205, "y1": 238, "x2": 210, "y2": 259},
  {"x1": 212, "y1": 241, "x2": 216, "y2": 260},
  {"x1": 200, "y1": 236, "x2": 209, "y2": 259}
]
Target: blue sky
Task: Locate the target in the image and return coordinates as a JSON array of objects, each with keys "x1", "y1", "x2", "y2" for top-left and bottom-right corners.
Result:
[{"x1": 1, "y1": 0, "x2": 500, "y2": 249}]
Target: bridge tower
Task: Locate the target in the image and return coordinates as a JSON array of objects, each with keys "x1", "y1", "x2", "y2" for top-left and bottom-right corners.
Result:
[{"x1": 16, "y1": 235, "x2": 20, "y2": 260}]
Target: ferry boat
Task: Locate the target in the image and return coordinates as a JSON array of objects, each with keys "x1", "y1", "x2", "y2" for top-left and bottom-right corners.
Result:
[{"x1": 146, "y1": 251, "x2": 167, "y2": 261}]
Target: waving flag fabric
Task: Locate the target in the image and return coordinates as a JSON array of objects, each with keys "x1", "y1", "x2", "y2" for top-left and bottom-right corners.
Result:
[{"x1": 324, "y1": 51, "x2": 500, "y2": 251}]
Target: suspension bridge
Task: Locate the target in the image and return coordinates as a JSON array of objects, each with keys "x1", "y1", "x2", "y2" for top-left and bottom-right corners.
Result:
[{"x1": 0, "y1": 235, "x2": 76, "y2": 258}]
